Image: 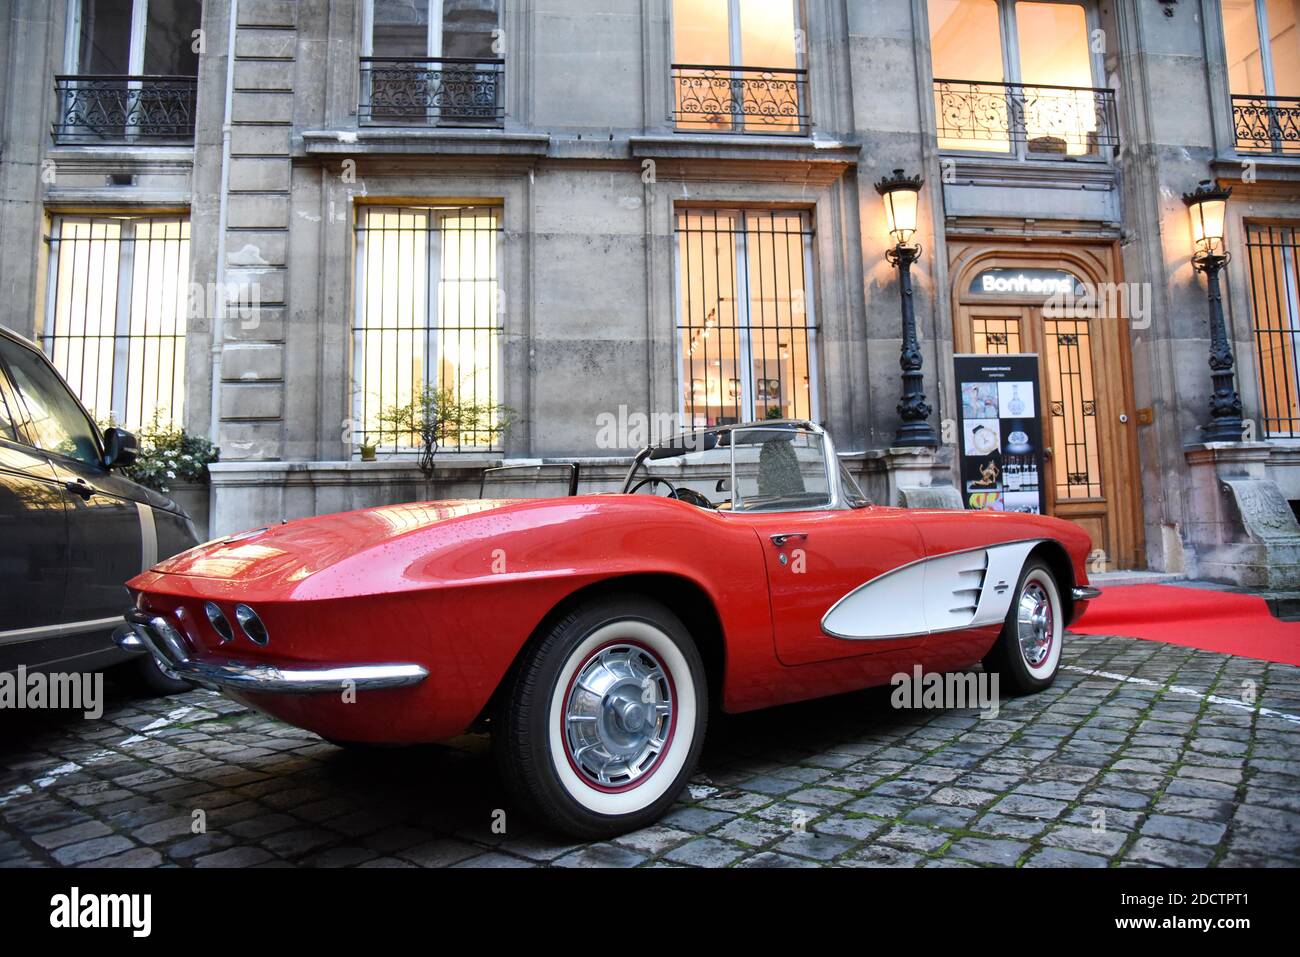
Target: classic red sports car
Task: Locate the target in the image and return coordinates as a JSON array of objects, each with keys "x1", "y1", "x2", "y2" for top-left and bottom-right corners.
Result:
[{"x1": 117, "y1": 421, "x2": 1098, "y2": 837}]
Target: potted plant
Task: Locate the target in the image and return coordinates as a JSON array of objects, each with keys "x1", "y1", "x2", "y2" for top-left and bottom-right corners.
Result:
[
  {"x1": 377, "y1": 386, "x2": 514, "y2": 479},
  {"x1": 359, "y1": 434, "x2": 378, "y2": 462},
  {"x1": 100, "y1": 413, "x2": 220, "y2": 538}
]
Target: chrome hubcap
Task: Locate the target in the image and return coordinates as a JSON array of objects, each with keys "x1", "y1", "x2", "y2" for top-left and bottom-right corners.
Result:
[
  {"x1": 563, "y1": 643, "x2": 673, "y2": 788},
  {"x1": 1017, "y1": 580, "x2": 1055, "y2": 668}
]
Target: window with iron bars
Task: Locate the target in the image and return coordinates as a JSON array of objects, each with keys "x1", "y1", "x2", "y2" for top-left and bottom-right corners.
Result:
[
  {"x1": 352, "y1": 205, "x2": 504, "y2": 454},
  {"x1": 41, "y1": 215, "x2": 190, "y2": 430},
  {"x1": 675, "y1": 208, "x2": 819, "y2": 427},
  {"x1": 1246, "y1": 222, "x2": 1300, "y2": 437}
]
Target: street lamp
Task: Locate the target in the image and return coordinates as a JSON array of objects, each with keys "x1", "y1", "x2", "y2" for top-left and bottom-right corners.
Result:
[
  {"x1": 1182, "y1": 180, "x2": 1245, "y2": 443},
  {"x1": 875, "y1": 169, "x2": 937, "y2": 447}
]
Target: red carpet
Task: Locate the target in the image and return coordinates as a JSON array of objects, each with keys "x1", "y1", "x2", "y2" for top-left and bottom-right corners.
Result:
[{"x1": 1070, "y1": 583, "x2": 1300, "y2": 666}]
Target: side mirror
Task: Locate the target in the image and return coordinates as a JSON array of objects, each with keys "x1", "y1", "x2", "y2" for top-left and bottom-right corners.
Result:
[
  {"x1": 715, "y1": 477, "x2": 732, "y2": 493},
  {"x1": 102, "y1": 427, "x2": 138, "y2": 469}
]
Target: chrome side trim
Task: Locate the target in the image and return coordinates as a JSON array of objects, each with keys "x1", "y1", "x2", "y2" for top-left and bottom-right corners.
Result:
[
  {"x1": 118, "y1": 611, "x2": 428, "y2": 694},
  {"x1": 0, "y1": 616, "x2": 122, "y2": 646},
  {"x1": 1071, "y1": 586, "x2": 1102, "y2": 601}
]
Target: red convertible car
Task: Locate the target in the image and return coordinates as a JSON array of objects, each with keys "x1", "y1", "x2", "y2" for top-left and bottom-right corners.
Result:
[{"x1": 117, "y1": 421, "x2": 1097, "y2": 837}]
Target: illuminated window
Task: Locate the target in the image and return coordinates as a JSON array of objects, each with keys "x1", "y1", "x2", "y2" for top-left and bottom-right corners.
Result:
[
  {"x1": 929, "y1": 0, "x2": 1109, "y2": 157},
  {"x1": 1222, "y1": 0, "x2": 1300, "y2": 96},
  {"x1": 1223, "y1": 1, "x2": 1300, "y2": 152},
  {"x1": 676, "y1": 209, "x2": 818, "y2": 427},
  {"x1": 972, "y1": 316, "x2": 1023, "y2": 354},
  {"x1": 353, "y1": 205, "x2": 503, "y2": 453},
  {"x1": 671, "y1": 0, "x2": 807, "y2": 134},
  {"x1": 1245, "y1": 223, "x2": 1300, "y2": 437},
  {"x1": 41, "y1": 215, "x2": 190, "y2": 430},
  {"x1": 1043, "y1": 318, "x2": 1102, "y2": 499}
]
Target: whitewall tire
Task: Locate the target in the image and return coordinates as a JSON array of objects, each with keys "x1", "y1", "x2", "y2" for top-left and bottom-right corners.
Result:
[
  {"x1": 981, "y1": 559, "x2": 1064, "y2": 694},
  {"x1": 494, "y1": 594, "x2": 708, "y2": 838}
]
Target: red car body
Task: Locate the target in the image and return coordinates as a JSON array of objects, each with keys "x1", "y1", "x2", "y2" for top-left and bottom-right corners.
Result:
[{"x1": 124, "y1": 495, "x2": 1094, "y2": 744}]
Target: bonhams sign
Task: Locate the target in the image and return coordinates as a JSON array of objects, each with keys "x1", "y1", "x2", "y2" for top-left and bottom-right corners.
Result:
[{"x1": 969, "y1": 267, "x2": 1085, "y2": 298}]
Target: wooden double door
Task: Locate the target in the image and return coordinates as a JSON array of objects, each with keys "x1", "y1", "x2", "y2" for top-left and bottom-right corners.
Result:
[{"x1": 950, "y1": 244, "x2": 1144, "y2": 571}]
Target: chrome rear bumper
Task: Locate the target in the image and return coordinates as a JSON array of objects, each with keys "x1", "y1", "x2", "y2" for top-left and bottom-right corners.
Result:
[
  {"x1": 1071, "y1": 586, "x2": 1102, "y2": 601},
  {"x1": 116, "y1": 610, "x2": 428, "y2": 695}
]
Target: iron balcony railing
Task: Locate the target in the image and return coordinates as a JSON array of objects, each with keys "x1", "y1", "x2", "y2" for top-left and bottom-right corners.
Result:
[
  {"x1": 672, "y1": 63, "x2": 809, "y2": 135},
  {"x1": 52, "y1": 75, "x2": 198, "y2": 145},
  {"x1": 1232, "y1": 94, "x2": 1300, "y2": 155},
  {"x1": 933, "y1": 78, "x2": 1119, "y2": 158},
  {"x1": 359, "y1": 57, "x2": 504, "y2": 126}
]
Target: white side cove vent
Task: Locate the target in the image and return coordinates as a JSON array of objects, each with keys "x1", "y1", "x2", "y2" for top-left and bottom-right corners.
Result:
[
  {"x1": 821, "y1": 539, "x2": 1046, "y2": 640},
  {"x1": 931, "y1": 549, "x2": 989, "y2": 631}
]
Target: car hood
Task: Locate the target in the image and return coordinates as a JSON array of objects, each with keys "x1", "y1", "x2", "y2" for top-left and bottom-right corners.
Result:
[{"x1": 148, "y1": 499, "x2": 528, "y2": 584}]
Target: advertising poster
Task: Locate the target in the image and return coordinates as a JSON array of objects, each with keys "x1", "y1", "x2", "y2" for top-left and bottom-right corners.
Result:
[{"x1": 954, "y1": 354, "x2": 1045, "y2": 514}]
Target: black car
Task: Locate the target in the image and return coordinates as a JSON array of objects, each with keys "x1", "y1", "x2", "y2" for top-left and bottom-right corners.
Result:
[{"x1": 0, "y1": 327, "x2": 199, "y2": 694}]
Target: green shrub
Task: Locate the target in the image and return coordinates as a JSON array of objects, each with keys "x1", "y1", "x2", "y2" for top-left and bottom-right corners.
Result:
[{"x1": 100, "y1": 415, "x2": 219, "y2": 494}]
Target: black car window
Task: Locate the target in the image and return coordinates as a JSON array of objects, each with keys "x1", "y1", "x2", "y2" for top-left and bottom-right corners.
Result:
[{"x1": 0, "y1": 338, "x2": 101, "y2": 467}]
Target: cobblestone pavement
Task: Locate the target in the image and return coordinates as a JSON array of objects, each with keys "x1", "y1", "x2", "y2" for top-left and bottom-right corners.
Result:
[{"x1": 2, "y1": 633, "x2": 1298, "y2": 868}]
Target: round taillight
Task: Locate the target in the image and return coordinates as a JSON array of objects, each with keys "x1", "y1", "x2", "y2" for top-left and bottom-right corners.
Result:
[
  {"x1": 234, "y1": 604, "x2": 269, "y2": 646},
  {"x1": 204, "y1": 602, "x2": 234, "y2": 642}
]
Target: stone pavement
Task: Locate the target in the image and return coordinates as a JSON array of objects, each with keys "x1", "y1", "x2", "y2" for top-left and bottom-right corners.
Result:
[{"x1": 1, "y1": 633, "x2": 1298, "y2": 868}]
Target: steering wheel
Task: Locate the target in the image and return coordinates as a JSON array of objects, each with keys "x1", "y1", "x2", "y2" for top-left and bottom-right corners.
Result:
[
  {"x1": 671, "y1": 487, "x2": 716, "y2": 510},
  {"x1": 627, "y1": 477, "x2": 717, "y2": 510},
  {"x1": 628, "y1": 476, "x2": 680, "y2": 498}
]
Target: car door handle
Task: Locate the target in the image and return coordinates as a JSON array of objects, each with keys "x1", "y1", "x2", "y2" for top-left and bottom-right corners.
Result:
[
  {"x1": 769, "y1": 532, "x2": 808, "y2": 547},
  {"x1": 64, "y1": 479, "x2": 95, "y2": 500}
]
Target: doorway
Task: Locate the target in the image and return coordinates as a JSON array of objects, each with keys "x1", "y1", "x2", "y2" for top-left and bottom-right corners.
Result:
[{"x1": 949, "y1": 242, "x2": 1144, "y2": 570}]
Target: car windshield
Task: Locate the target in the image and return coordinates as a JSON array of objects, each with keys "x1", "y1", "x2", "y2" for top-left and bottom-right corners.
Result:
[{"x1": 625, "y1": 423, "x2": 862, "y2": 512}]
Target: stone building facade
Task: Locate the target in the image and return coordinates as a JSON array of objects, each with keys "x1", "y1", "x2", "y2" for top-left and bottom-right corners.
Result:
[{"x1": 2, "y1": 0, "x2": 1300, "y2": 582}]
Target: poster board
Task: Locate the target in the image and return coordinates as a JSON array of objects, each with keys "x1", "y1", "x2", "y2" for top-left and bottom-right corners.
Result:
[{"x1": 953, "y1": 354, "x2": 1045, "y2": 514}]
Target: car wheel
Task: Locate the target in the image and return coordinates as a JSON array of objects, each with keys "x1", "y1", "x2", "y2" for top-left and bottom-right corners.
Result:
[
  {"x1": 123, "y1": 654, "x2": 196, "y2": 697},
  {"x1": 981, "y1": 559, "x2": 1064, "y2": 695},
  {"x1": 494, "y1": 593, "x2": 708, "y2": 839}
]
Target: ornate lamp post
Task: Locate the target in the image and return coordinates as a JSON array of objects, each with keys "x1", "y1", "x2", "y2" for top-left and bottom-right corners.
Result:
[
  {"x1": 875, "y1": 169, "x2": 938, "y2": 447},
  {"x1": 1182, "y1": 180, "x2": 1245, "y2": 443}
]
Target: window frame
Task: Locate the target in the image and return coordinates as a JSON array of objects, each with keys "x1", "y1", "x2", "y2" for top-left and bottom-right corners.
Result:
[
  {"x1": 40, "y1": 213, "x2": 191, "y2": 432},
  {"x1": 668, "y1": 0, "x2": 810, "y2": 135},
  {"x1": 64, "y1": 0, "x2": 147, "y2": 75},
  {"x1": 1244, "y1": 219, "x2": 1300, "y2": 439},
  {"x1": 929, "y1": 0, "x2": 1109, "y2": 162},
  {"x1": 1225, "y1": 0, "x2": 1285, "y2": 98},
  {"x1": 671, "y1": 207, "x2": 822, "y2": 429},
  {"x1": 351, "y1": 204, "x2": 506, "y2": 457},
  {"x1": 361, "y1": 0, "x2": 447, "y2": 60},
  {"x1": 359, "y1": 0, "x2": 504, "y2": 127},
  {"x1": 64, "y1": 0, "x2": 201, "y2": 76},
  {"x1": 668, "y1": 0, "x2": 808, "y2": 72}
]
